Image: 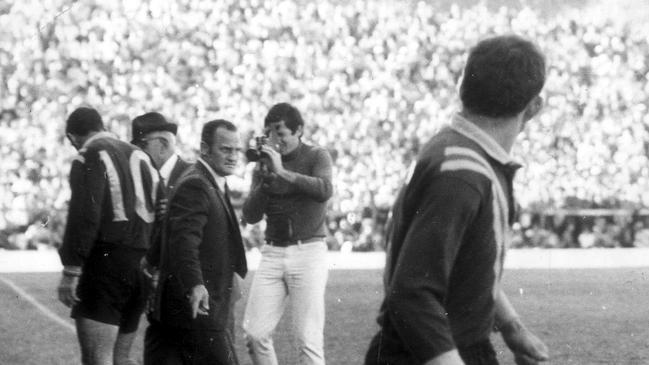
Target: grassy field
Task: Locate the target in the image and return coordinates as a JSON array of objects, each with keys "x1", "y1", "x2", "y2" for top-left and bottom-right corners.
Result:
[{"x1": 2, "y1": 268, "x2": 649, "y2": 365}]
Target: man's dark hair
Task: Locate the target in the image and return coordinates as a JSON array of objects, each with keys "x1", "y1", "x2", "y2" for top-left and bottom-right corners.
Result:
[
  {"x1": 264, "y1": 103, "x2": 304, "y2": 134},
  {"x1": 460, "y1": 35, "x2": 546, "y2": 118},
  {"x1": 201, "y1": 119, "x2": 237, "y2": 146},
  {"x1": 65, "y1": 107, "x2": 104, "y2": 136}
]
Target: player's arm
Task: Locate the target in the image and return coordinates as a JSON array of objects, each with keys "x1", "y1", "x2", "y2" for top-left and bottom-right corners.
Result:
[
  {"x1": 166, "y1": 177, "x2": 210, "y2": 316},
  {"x1": 58, "y1": 151, "x2": 107, "y2": 306},
  {"x1": 59, "y1": 150, "x2": 106, "y2": 268},
  {"x1": 242, "y1": 167, "x2": 270, "y2": 224},
  {"x1": 260, "y1": 145, "x2": 333, "y2": 202},
  {"x1": 282, "y1": 147, "x2": 333, "y2": 202},
  {"x1": 386, "y1": 174, "x2": 480, "y2": 363},
  {"x1": 495, "y1": 289, "x2": 549, "y2": 365}
]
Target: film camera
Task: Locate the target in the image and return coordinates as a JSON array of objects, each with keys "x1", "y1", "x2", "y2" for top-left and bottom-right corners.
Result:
[{"x1": 245, "y1": 135, "x2": 269, "y2": 162}]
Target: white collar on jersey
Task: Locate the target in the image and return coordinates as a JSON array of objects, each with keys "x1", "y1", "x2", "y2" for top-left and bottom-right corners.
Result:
[
  {"x1": 449, "y1": 113, "x2": 519, "y2": 166},
  {"x1": 78, "y1": 131, "x2": 116, "y2": 153}
]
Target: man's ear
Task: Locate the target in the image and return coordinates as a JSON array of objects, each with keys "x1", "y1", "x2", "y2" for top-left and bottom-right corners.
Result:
[
  {"x1": 295, "y1": 125, "x2": 304, "y2": 138},
  {"x1": 523, "y1": 95, "x2": 543, "y2": 121},
  {"x1": 200, "y1": 141, "x2": 209, "y2": 156}
]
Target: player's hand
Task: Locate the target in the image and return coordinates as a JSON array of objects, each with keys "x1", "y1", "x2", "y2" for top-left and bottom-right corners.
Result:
[
  {"x1": 155, "y1": 198, "x2": 168, "y2": 219},
  {"x1": 57, "y1": 275, "x2": 80, "y2": 308},
  {"x1": 501, "y1": 319, "x2": 549, "y2": 364},
  {"x1": 187, "y1": 285, "x2": 209, "y2": 318},
  {"x1": 423, "y1": 349, "x2": 465, "y2": 365},
  {"x1": 253, "y1": 159, "x2": 276, "y2": 190},
  {"x1": 140, "y1": 257, "x2": 159, "y2": 289},
  {"x1": 259, "y1": 145, "x2": 284, "y2": 174}
]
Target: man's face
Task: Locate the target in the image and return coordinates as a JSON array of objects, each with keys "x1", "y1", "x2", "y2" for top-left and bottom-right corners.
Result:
[
  {"x1": 202, "y1": 127, "x2": 241, "y2": 176},
  {"x1": 268, "y1": 120, "x2": 301, "y2": 155},
  {"x1": 137, "y1": 132, "x2": 169, "y2": 168},
  {"x1": 66, "y1": 133, "x2": 82, "y2": 151}
]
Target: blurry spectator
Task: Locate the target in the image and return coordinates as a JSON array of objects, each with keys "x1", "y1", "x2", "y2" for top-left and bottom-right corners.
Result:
[
  {"x1": 1, "y1": 1, "x2": 649, "y2": 250},
  {"x1": 558, "y1": 219, "x2": 579, "y2": 248},
  {"x1": 633, "y1": 220, "x2": 649, "y2": 247},
  {"x1": 592, "y1": 217, "x2": 617, "y2": 248},
  {"x1": 242, "y1": 222, "x2": 265, "y2": 250},
  {"x1": 578, "y1": 227, "x2": 597, "y2": 248}
]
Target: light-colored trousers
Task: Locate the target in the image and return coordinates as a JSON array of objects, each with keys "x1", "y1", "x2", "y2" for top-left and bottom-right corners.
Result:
[{"x1": 243, "y1": 241, "x2": 329, "y2": 365}]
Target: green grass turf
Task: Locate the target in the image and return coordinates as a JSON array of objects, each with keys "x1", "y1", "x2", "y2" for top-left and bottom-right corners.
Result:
[{"x1": 2, "y1": 268, "x2": 649, "y2": 365}]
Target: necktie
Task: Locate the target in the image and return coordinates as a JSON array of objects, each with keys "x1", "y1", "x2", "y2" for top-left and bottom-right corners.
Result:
[
  {"x1": 223, "y1": 182, "x2": 235, "y2": 218},
  {"x1": 224, "y1": 182, "x2": 247, "y2": 276},
  {"x1": 224, "y1": 182, "x2": 230, "y2": 200}
]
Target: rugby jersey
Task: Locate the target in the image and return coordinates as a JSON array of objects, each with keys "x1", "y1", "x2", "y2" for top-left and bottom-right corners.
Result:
[
  {"x1": 374, "y1": 113, "x2": 520, "y2": 363},
  {"x1": 59, "y1": 132, "x2": 159, "y2": 267}
]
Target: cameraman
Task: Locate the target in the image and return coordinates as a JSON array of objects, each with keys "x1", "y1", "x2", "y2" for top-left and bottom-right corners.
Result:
[{"x1": 242, "y1": 103, "x2": 333, "y2": 365}]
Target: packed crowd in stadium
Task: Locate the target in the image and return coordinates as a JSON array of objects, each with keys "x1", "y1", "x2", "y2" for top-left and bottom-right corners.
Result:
[{"x1": 2, "y1": 0, "x2": 649, "y2": 250}]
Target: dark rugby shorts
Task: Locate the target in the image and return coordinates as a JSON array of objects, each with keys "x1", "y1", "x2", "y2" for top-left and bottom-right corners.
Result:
[
  {"x1": 459, "y1": 339, "x2": 499, "y2": 365},
  {"x1": 71, "y1": 243, "x2": 147, "y2": 333}
]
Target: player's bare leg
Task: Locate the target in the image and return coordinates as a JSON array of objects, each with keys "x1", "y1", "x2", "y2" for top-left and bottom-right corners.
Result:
[
  {"x1": 76, "y1": 317, "x2": 119, "y2": 365},
  {"x1": 114, "y1": 330, "x2": 139, "y2": 365}
]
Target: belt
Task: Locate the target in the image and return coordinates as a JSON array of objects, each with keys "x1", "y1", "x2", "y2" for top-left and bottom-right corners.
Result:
[{"x1": 266, "y1": 237, "x2": 322, "y2": 247}]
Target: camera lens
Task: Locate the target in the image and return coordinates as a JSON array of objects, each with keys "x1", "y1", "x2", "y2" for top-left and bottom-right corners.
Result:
[{"x1": 245, "y1": 148, "x2": 261, "y2": 162}]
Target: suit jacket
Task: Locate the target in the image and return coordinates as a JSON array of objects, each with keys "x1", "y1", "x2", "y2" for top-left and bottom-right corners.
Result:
[
  {"x1": 153, "y1": 162, "x2": 247, "y2": 330},
  {"x1": 167, "y1": 157, "x2": 192, "y2": 192},
  {"x1": 146, "y1": 156, "x2": 192, "y2": 267}
]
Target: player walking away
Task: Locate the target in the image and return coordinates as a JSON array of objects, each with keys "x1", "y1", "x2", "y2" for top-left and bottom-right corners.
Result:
[
  {"x1": 57, "y1": 107, "x2": 158, "y2": 365},
  {"x1": 365, "y1": 35, "x2": 550, "y2": 365}
]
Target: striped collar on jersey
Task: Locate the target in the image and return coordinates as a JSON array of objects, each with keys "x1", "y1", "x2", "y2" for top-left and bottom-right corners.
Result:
[
  {"x1": 448, "y1": 113, "x2": 521, "y2": 167},
  {"x1": 442, "y1": 113, "x2": 521, "y2": 295}
]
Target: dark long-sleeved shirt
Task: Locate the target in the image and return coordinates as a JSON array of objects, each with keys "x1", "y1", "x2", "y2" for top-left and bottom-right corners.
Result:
[
  {"x1": 59, "y1": 132, "x2": 158, "y2": 267},
  {"x1": 374, "y1": 114, "x2": 520, "y2": 364},
  {"x1": 242, "y1": 142, "x2": 333, "y2": 242}
]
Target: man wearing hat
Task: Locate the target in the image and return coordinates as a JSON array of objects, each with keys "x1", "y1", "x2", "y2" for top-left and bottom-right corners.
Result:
[
  {"x1": 131, "y1": 112, "x2": 191, "y2": 191},
  {"x1": 131, "y1": 112, "x2": 191, "y2": 282},
  {"x1": 130, "y1": 112, "x2": 194, "y2": 364}
]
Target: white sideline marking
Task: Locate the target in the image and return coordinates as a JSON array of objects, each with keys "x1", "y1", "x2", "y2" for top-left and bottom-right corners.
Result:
[
  {"x1": 0, "y1": 276, "x2": 75, "y2": 332},
  {"x1": 4, "y1": 248, "x2": 649, "y2": 272}
]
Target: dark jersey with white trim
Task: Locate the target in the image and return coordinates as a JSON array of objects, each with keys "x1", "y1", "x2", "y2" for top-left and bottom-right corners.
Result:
[
  {"x1": 371, "y1": 115, "x2": 520, "y2": 364},
  {"x1": 59, "y1": 132, "x2": 159, "y2": 267}
]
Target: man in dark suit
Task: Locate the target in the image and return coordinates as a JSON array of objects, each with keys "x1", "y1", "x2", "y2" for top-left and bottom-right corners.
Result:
[
  {"x1": 131, "y1": 112, "x2": 191, "y2": 277},
  {"x1": 131, "y1": 112, "x2": 191, "y2": 192},
  {"x1": 130, "y1": 112, "x2": 193, "y2": 364},
  {"x1": 147, "y1": 119, "x2": 247, "y2": 365}
]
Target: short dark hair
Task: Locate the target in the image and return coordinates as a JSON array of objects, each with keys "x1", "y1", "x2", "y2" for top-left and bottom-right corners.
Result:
[
  {"x1": 264, "y1": 103, "x2": 304, "y2": 134},
  {"x1": 460, "y1": 35, "x2": 546, "y2": 118},
  {"x1": 65, "y1": 107, "x2": 104, "y2": 136},
  {"x1": 201, "y1": 119, "x2": 237, "y2": 146}
]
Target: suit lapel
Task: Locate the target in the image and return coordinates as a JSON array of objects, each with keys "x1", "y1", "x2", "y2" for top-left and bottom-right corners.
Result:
[
  {"x1": 167, "y1": 158, "x2": 190, "y2": 190},
  {"x1": 196, "y1": 162, "x2": 239, "y2": 230},
  {"x1": 195, "y1": 162, "x2": 246, "y2": 276}
]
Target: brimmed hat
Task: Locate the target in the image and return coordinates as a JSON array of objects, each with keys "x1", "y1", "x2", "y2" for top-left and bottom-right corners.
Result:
[{"x1": 131, "y1": 112, "x2": 177, "y2": 144}]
